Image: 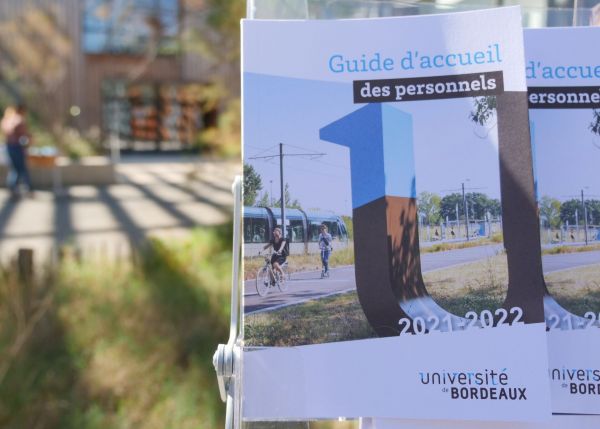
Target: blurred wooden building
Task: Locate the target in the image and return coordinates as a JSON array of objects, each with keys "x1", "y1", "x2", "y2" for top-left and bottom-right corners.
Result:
[{"x1": 0, "y1": 0, "x2": 224, "y2": 151}]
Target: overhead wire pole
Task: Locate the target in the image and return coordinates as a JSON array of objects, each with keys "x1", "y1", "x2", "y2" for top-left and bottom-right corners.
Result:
[
  {"x1": 280, "y1": 143, "x2": 285, "y2": 237},
  {"x1": 248, "y1": 144, "x2": 326, "y2": 239},
  {"x1": 582, "y1": 188, "x2": 589, "y2": 245},
  {"x1": 462, "y1": 182, "x2": 469, "y2": 241},
  {"x1": 562, "y1": 188, "x2": 599, "y2": 245},
  {"x1": 442, "y1": 182, "x2": 485, "y2": 242}
]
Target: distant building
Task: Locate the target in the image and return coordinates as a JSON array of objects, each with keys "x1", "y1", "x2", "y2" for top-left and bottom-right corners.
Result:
[{"x1": 0, "y1": 0, "x2": 220, "y2": 151}]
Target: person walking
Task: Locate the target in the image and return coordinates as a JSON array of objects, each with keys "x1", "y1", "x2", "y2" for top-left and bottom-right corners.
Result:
[
  {"x1": 318, "y1": 224, "x2": 333, "y2": 278},
  {"x1": 1, "y1": 105, "x2": 32, "y2": 198}
]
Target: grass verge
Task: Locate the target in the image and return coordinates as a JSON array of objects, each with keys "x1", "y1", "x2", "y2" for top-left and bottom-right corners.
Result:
[
  {"x1": 244, "y1": 254, "x2": 509, "y2": 347},
  {"x1": 244, "y1": 245, "x2": 355, "y2": 280},
  {"x1": 545, "y1": 264, "x2": 600, "y2": 315},
  {"x1": 0, "y1": 226, "x2": 232, "y2": 429},
  {"x1": 245, "y1": 291, "x2": 376, "y2": 347},
  {"x1": 542, "y1": 244, "x2": 600, "y2": 255},
  {"x1": 425, "y1": 253, "x2": 508, "y2": 316}
]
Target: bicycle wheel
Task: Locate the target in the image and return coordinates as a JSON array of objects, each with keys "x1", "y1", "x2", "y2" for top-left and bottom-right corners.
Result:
[
  {"x1": 278, "y1": 265, "x2": 289, "y2": 292},
  {"x1": 256, "y1": 267, "x2": 270, "y2": 297}
]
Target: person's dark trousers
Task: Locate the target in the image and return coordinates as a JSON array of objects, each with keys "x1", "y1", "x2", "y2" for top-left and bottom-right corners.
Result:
[
  {"x1": 321, "y1": 249, "x2": 330, "y2": 272},
  {"x1": 6, "y1": 144, "x2": 32, "y2": 193}
]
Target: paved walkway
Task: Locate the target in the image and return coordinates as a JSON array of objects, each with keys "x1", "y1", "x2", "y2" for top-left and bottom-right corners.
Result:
[{"x1": 0, "y1": 156, "x2": 240, "y2": 262}]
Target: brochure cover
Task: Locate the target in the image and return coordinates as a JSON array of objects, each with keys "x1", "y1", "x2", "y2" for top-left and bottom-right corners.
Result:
[
  {"x1": 525, "y1": 26, "x2": 600, "y2": 415},
  {"x1": 242, "y1": 7, "x2": 550, "y2": 421}
]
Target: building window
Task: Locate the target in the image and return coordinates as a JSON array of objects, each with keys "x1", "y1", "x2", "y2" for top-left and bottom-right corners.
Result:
[
  {"x1": 83, "y1": 0, "x2": 179, "y2": 54},
  {"x1": 101, "y1": 80, "x2": 217, "y2": 151}
]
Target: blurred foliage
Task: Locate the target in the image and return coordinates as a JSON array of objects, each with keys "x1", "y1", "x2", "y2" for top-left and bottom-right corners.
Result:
[
  {"x1": 0, "y1": 226, "x2": 232, "y2": 428},
  {"x1": 183, "y1": 0, "x2": 244, "y2": 157},
  {"x1": 183, "y1": 0, "x2": 244, "y2": 83},
  {"x1": 197, "y1": 98, "x2": 241, "y2": 158},
  {"x1": 59, "y1": 128, "x2": 102, "y2": 161},
  {"x1": 0, "y1": 7, "x2": 71, "y2": 129}
]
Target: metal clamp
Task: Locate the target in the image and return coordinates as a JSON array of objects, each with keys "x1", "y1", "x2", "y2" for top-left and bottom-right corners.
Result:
[{"x1": 213, "y1": 175, "x2": 242, "y2": 429}]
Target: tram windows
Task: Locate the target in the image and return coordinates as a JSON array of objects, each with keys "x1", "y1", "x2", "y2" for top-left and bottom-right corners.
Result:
[
  {"x1": 289, "y1": 220, "x2": 305, "y2": 242},
  {"x1": 244, "y1": 217, "x2": 269, "y2": 243}
]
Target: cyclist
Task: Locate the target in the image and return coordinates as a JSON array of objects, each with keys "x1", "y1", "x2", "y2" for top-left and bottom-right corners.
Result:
[
  {"x1": 318, "y1": 224, "x2": 333, "y2": 278},
  {"x1": 262, "y1": 227, "x2": 288, "y2": 282}
]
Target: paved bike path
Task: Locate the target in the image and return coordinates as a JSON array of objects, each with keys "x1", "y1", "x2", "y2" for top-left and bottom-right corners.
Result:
[{"x1": 244, "y1": 246, "x2": 600, "y2": 314}]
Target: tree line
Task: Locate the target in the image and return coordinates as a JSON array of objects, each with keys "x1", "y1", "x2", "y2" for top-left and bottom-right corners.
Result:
[
  {"x1": 417, "y1": 191, "x2": 501, "y2": 225},
  {"x1": 243, "y1": 163, "x2": 301, "y2": 209},
  {"x1": 539, "y1": 196, "x2": 600, "y2": 228}
]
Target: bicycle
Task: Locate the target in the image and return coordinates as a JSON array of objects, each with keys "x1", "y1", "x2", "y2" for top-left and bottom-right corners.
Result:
[{"x1": 255, "y1": 252, "x2": 289, "y2": 297}]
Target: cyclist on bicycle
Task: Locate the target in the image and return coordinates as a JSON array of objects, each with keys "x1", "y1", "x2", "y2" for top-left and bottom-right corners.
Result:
[
  {"x1": 318, "y1": 224, "x2": 333, "y2": 277},
  {"x1": 262, "y1": 227, "x2": 288, "y2": 281}
]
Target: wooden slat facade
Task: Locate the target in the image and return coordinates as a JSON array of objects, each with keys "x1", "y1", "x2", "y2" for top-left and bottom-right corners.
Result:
[{"x1": 0, "y1": 0, "x2": 210, "y2": 136}]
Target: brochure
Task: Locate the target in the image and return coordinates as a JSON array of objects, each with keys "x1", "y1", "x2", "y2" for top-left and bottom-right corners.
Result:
[
  {"x1": 242, "y1": 7, "x2": 550, "y2": 421},
  {"x1": 525, "y1": 26, "x2": 600, "y2": 415}
]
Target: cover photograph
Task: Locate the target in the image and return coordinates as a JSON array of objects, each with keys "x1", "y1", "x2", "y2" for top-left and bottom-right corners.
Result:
[
  {"x1": 241, "y1": 7, "x2": 550, "y2": 422},
  {"x1": 525, "y1": 26, "x2": 600, "y2": 415}
]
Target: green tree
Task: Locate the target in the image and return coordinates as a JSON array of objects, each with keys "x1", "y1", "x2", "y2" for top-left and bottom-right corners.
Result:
[
  {"x1": 466, "y1": 192, "x2": 501, "y2": 219},
  {"x1": 558, "y1": 198, "x2": 600, "y2": 226},
  {"x1": 417, "y1": 191, "x2": 441, "y2": 225},
  {"x1": 590, "y1": 109, "x2": 600, "y2": 139},
  {"x1": 341, "y1": 215, "x2": 354, "y2": 240},
  {"x1": 273, "y1": 183, "x2": 301, "y2": 209},
  {"x1": 440, "y1": 192, "x2": 500, "y2": 221},
  {"x1": 585, "y1": 199, "x2": 600, "y2": 225},
  {"x1": 256, "y1": 192, "x2": 270, "y2": 207},
  {"x1": 560, "y1": 199, "x2": 581, "y2": 225},
  {"x1": 539, "y1": 196, "x2": 562, "y2": 228},
  {"x1": 470, "y1": 96, "x2": 497, "y2": 126},
  {"x1": 440, "y1": 193, "x2": 463, "y2": 220},
  {"x1": 485, "y1": 198, "x2": 502, "y2": 218},
  {"x1": 243, "y1": 163, "x2": 262, "y2": 206}
]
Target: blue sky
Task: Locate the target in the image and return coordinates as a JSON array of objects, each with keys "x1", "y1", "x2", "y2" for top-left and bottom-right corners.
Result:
[
  {"x1": 531, "y1": 109, "x2": 600, "y2": 202},
  {"x1": 244, "y1": 73, "x2": 503, "y2": 216}
]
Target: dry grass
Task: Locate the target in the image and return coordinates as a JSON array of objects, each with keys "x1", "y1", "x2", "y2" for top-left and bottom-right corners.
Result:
[
  {"x1": 542, "y1": 244, "x2": 600, "y2": 255},
  {"x1": 425, "y1": 253, "x2": 508, "y2": 316},
  {"x1": 421, "y1": 234, "x2": 503, "y2": 254},
  {"x1": 244, "y1": 245, "x2": 355, "y2": 280},
  {"x1": 244, "y1": 291, "x2": 375, "y2": 347},
  {"x1": 545, "y1": 264, "x2": 600, "y2": 315}
]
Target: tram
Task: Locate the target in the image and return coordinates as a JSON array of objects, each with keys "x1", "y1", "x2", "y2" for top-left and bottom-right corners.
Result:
[{"x1": 243, "y1": 206, "x2": 349, "y2": 256}]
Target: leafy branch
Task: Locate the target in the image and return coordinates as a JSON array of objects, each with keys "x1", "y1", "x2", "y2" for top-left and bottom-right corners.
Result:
[
  {"x1": 470, "y1": 96, "x2": 497, "y2": 126},
  {"x1": 590, "y1": 109, "x2": 600, "y2": 142}
]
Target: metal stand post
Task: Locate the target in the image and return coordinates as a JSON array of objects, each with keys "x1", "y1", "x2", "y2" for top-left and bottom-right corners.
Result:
[{"x1": 213, "y1": 176, "x2": 242, "y2": 429}]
